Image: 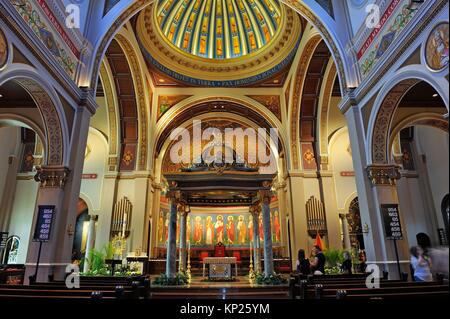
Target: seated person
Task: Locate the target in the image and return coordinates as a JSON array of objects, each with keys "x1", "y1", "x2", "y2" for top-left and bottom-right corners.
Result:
[
  {"x1": 296, "y1": 249, "x2": 310, "y2": 275},
  {"x1": 340, "y1": 251, "x2": 352, "y2": 274},
  {"x1": 310, "y1": 245, "x2": 326, "y2": 275}
]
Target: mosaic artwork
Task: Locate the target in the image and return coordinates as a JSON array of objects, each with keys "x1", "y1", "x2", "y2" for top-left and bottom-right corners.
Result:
[
  {"x1": 157, "y1": 208, "x2": 282, "y2": 248},
  {"x1": 425, "y1": 22, "x2": 449, "y2": 71}
]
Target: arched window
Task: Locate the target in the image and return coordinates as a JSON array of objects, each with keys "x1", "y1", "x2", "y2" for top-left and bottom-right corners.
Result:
[{"x1": 1, "y1": 236, "x2": 20, "y2": 264}]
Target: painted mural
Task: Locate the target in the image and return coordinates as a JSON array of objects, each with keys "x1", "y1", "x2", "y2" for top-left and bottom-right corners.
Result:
[
  {"x1": 157, "y1": 208, "x2": 282, "y2": 248},
  {"x1": 425, "y1": 22, "x2": 449, "y2": 71},
  {"x1": 0, "y1": 28, "x2": 7, "y2": 68}
]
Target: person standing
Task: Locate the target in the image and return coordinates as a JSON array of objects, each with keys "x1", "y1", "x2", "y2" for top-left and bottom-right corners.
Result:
[{"x1": 410, "y1": 246, "x2": 433, "y2": 282}]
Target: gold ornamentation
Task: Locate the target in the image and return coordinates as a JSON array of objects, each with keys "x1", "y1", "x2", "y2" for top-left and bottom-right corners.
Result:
[
  {"x1": 122, "y1": 150, "x2": 134, "y2": 166},
  {"x1": 303, "y1": 148, "x2": 315, "y2": 164},
  {"x1": 115, "y1": 35, "x2": 149, "y2": 170},
  {"x1": 290, "y1": 35, "x2": 322, "y2": 169}
]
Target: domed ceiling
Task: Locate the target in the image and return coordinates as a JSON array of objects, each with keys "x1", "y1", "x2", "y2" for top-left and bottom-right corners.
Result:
[
  {"x1": 156, "y1": 0, "x2": 282, "y2": 60},
  {"x1": 136, "y1": 0, "x2": 302, "y2": 87}
]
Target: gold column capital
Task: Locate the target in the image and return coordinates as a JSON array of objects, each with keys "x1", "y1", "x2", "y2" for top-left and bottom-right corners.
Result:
[
  {"x1": 34, "y1": 166, "x2": 70, "y2": 188},
  {"x1": 366, "y1": 164, "x2": 401, "y2": 186}
]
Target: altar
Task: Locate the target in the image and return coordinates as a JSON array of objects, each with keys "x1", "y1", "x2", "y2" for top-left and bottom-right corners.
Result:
[{"x1": 202, "y1": 257, "x2": 238, "y2": 280}]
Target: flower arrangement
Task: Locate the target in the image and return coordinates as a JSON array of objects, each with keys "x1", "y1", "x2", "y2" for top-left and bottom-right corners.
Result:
[
  {"x1": 153, "y1": 272, "x2": 189, "y2": 286},
  {"x1": 254, "y1": 273, "x2": 288, "y2": 285}
]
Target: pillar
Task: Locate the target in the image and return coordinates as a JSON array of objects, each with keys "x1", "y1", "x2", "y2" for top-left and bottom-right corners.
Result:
[
  {"x1": 340, "y1": 214, "x2": 351, "y2": 250},
  {"x1": 250, "y1": 205, "x2": 261, "y2": 273},
  {"x1": 319, "y1": 171, "x2": 341, "y2": 249},
  {"x1": 83, "y1": 215, "x2": 97, "y2": 273},
  {"x1": 345, "y1": 103, "x2": 410, "y2": 279},
  {"x1": 165, "y1": 192, "x2": 179, "y2": 278},
  {"x1": 179, "y1": 207, "x2": 188, "y2": 271},
  {"x1": 261, "y1": 190, "x2": 274, "y2": 276},
  {"x1": 24, "y1": 105, "x2": 91, "y2": 283}
]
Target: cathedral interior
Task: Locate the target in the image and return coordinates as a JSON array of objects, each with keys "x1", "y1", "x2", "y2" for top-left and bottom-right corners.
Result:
[{"x1": 0, "y1": 0, "x2": 448, "y2": 302}]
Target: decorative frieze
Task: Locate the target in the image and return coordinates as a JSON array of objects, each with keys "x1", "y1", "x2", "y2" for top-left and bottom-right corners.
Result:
[
  {"x1": 366, "y1": 164, "x2": 401, "y2": 186},
  {"x1": 34, "y1": 166, "x2": 70, "y2": 188}
]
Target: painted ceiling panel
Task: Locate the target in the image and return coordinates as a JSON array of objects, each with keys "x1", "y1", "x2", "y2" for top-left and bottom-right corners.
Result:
[{"x1": 156, "y1": 0, "x2": 282, "y2": 59}]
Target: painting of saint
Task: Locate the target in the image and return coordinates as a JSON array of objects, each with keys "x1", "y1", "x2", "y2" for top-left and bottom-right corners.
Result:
[
  {"x1": 215, "y1": 215, "x2": 224, "y2": 243},
  {"x1": 165, "y1": 214, "x2": 169, "y2": 242},
  {"x1": 248, "y1": 215, "x2": 254, "y2": 242},
  {"x1": 193, "y1": 216, "x2": 203, "y2": 244},
  {"x1": 226, "y1": 216, "x2": 235, "y2": 244},
  {"x1": 237, "y1": 215, "x2": 247, "y2": 244},
  {"x1": 426, "y1": 23, "x2": 449, "y2": 71},
  {"x1": 205, "y1": 216, "x2": 214, "y2": 245},
  {"x1": 274, "y1": 211, "x2": 281, "y2": 242},
  {"x1": 259, "y1": 214, "x2": 264, "y2": 241},
  {"x1": 176, "y1": 213, "x2": 180, "y2": 243},
  {"x1": 186, "y1": 215, "x2": 192, "y2": 243},
  {"x1": 158, "y1": 212, "x2": 164, "y2": 243},
  {"x1": 0, "y1": 29, "x2": 7, "y2": 68}
]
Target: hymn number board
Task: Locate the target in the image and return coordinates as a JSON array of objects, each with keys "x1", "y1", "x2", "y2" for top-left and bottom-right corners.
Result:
[
  {"x1": 33, "y1": 206, "x2": 56, "y2": 242},
  {"x1": 381, "y1": 204, "x2": 403, "y2": 240}
]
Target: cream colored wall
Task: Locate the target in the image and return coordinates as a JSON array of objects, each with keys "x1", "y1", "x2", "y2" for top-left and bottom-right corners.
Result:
[
  {"x1": 329, "y1": 129, "x2": 358, "y2": 211},
  {"x1": 90, "y1": 96, "x2": 109, "y2": 139},
  {"x1": 0, "y1": 126, "x2": 20, "y2": 204},
  {"x1": 80, "y1": 130, "x2": 107, "y2": 213},
  {"x1": 415, "y1": 126, "x2": 449, "y2": 232},
  {"x1": 7, "y1": 178, "x2": 39, "y2": 264}
]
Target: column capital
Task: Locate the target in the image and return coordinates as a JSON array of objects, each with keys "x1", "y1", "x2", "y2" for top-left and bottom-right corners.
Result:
[
  {"x1": 34, "y1": 166, "x2": 70, "y2": 188},
  {"x1": 259, "y1": 190, "x2": 273, "y2": 205},
  {"x1": 366, "y1": 164, "x2": 401, "y2": 186}
]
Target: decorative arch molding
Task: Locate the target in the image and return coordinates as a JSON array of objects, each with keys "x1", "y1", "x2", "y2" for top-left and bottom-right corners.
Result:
[
  {"x1": 389, "y1": 113, "x2": 449, "y2": 162},
  {"x1": 99, "y1": 60, "x2": 120, "y2": 164},
  {"x1": 289, "y1": 35, "x2": 323, "y2": 170},
  {"x1": 87, "y1": 0, "x2": 351, "y2": 95},
  {"x1": 318, "y1": 59, "x2": 337, "y2": 166},
  {"x1": 154, "y1": 97, "x2": 287, "y2": 158},
  {"x1": 0, "y1": 114, "x2": 46, "y2": 151},
  {"x1": 343, "y1": 192, "x2": 358, "y2": 214},
  {"x1": 368, "y1": 66, "x2": 450, "y2": 165},
  {"x1": 115, "y1": 32, "x2": 150, "y2": 171},
  {"x1": 0, "y1": 66, "x2": 68, "y2": 166}
]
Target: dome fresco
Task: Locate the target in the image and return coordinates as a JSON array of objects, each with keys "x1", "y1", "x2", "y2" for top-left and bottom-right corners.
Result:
[{"x1": 156, "y1": 0, "x2": 282, "y2": 60}]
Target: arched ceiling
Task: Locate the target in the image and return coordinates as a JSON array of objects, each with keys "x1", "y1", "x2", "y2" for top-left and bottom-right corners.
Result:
[
  {"x1": 156, "y1": 0, "x2": 282, "y2": 60},
  {"x1": 136, "y1": 1, "x2": 302, "y2": 87}
]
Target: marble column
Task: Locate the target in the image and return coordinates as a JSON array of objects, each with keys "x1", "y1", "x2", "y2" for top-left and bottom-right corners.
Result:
[
  {"x1": 250, "y1": 206, "x2": 261, "y2": 274},
  {"x1": 83, "y1": 215, "x2": 97, "y2": 273},
  {"x1": 340, "y1": 214, "x2": 351, "y2": 250},
  {"x1": 165, "y1": 193, "x2": 179, "y2": 278},
  {"x1": 261, "y1": 191, "x2": 274, "y2": 276},
  {"x1": 179, "y1": 206, "x2": 188, "y2": 272},
  {"x1": 345, "y1": 103, "x2": 410, "y2": 279},
  {"x1": 25, "y1": 99, "x2": 93, "y2": 283}
]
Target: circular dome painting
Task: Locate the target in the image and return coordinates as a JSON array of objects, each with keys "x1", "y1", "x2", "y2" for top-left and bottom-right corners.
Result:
[
  {"x1": 425, "y1": 22, "x2": 449, "y2": 71},
  {"x1": 156, "y1": 0, "x2": 282, "y2": 60}
]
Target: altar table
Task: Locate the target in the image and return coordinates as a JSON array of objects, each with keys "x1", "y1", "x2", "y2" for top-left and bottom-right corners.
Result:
[{"x1": 202, "y1": 257, "x2": 238, "y2": 279}]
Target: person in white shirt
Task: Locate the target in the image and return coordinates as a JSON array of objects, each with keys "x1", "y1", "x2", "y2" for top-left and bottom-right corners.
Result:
[{"x1": 410, "y1": 246, "x2": 433, "y2": 282}]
